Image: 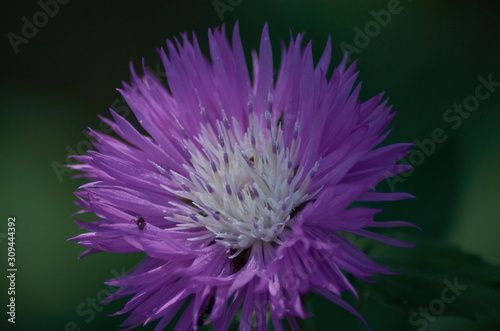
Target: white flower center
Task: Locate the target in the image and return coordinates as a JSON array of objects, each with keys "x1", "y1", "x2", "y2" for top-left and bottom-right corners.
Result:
[{"x1": 160, "y1": 95, "x2": 321, "y2": 255}]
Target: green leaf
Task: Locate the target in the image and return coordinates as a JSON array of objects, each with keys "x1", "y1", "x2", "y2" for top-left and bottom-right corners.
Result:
[{"x1": 358, "y1": 242, "x2": 500, "y2": 323}]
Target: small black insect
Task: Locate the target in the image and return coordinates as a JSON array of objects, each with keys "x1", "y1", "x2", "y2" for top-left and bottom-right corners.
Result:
[
  {"x1": 132, "y1": 216, "x2": 146, "y2": 231},
  {"x1": 229, "y1": 248, "x2": 250, "y2": 274},
  {"x1": 197, "y1": 296, "x2": 215, "y2": 326},
  {"x1": 289, "y1": 200, "x2": 314, "y2": 219}
]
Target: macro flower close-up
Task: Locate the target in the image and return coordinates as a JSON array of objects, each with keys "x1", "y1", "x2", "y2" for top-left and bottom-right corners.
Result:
[
  {"x1": 4, "y1": 2, "x2": 500, "y2": 331},
  {"x1": 68, "y1": 23, "x2": 417, "y2": 330}
]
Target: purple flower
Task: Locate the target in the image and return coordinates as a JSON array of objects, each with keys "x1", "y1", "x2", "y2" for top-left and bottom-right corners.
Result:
[{"x1": 69, "y1": 23, "x2": 417, "y2": 330}]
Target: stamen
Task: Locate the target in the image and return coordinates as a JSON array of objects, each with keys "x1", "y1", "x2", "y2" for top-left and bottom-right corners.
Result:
[
  {"x1": 181, "y1": 183, "x2": 191, "y2": 192},
  {"x1": 225, "y1": 175, "x2": 232, "y2": 195},
  {"x1": 163, "y1": 210, "x2": 174, "y2": 218},
  {"x1": 265, "y1": 110, "x2": 272, "y2": 132},
  {"x1": 216, "y1": 125, "x2": 225, "y2": 148},
  {"x1": 236, "y1": 182, "x2": 244, "y2": 201},
  {"x1": 182, "y1": 145, "x2": 192, "y2": 160},
  {"x1": 195, "y1": 89, "x2": 209, "y2": 123},
  {"x1": 210, "y1": 159, "x2": 217, "y2": 173},
  {"x1": 310, "y1": 161, "x2": 320, "y2": 178},
  {"x1": 148, "y1": 160, "x2": 168, "y2": 176},
  {"x1": 267, "y1": 92, "x2": 273, "y2": 114},
  {"x1": 247, "y1": 98, "x2": 253, "y2": 115},
  {"x1": 221, "y1": 107, "x2": 230, "y2": 130},
  {"x1": 206, "y1": 184, "x2": 214, "y2": 194},
  {"x1": 200, "y1": 105, "x2": 208, "y2": 123},
  {"x1": 293, "y1": 120, "x2": 300, "y2": 141},
  {"x1": 173, "y1": 115, "x2": 189, "y2": 140},
  {"x1": 238, "y1": 146, "x2": 254, "y2": 168},
  {"x1": 166, "y1": 100, "x2": 322, "y2": 250},
  {"x1": 251, "y1": 185, "x2": 259, "y2": 198}
]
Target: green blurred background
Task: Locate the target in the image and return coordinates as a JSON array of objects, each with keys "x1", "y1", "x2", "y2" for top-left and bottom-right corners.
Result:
[{"x1": 1, "y1": 1, "x2": 499, "y2": 330}]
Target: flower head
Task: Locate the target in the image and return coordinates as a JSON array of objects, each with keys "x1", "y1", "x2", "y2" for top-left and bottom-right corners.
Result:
[{"x1": 70, "y1": 23, "x2": 416, "y2": 330}]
